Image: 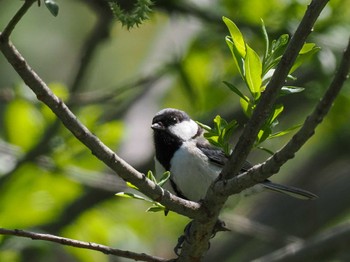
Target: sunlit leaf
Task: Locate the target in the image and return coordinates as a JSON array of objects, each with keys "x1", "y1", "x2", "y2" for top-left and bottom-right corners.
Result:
[
  {"x1": 269, "y1": 104, "x2": 284, "y2": 125},
  {"x1": 258, "y1": 126, "x2": 272, "y2": 143},
  {"x1": 240, "y1": 96, "x2": 254, "y2": 118},
  {"x1": 126, "y1": 182, "x2": 139, "y2": 190},
  {"x1": 290, "y1": 43, "x2": 320, "y2": 73},
  {"x1": 225, "y1": 37, "x2": 245, "y2": 77},
  {"x1": 115, "y1": 192, "x2": 151, "y2": 202},
  {"x1": 245, "y1": 45, "x2": 262, "y2": 100},
  {"x1": 223, "y1": 17, "x2": 246, "y2": 57}
]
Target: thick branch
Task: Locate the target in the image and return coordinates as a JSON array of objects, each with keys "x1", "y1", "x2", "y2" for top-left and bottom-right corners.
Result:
[
  {"x1": 219, "y1": 36, "x2": 350, "y2": 196},
  {"x1": 0, "y1": 228, "x2": 171, "y2": 262},
  {"x1": 0, "y1": 38, "x2": 200, "y2": 219}
]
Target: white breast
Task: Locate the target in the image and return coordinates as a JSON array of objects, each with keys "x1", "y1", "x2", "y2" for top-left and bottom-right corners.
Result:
[{"x1": 169, "y1": 141, "x2": 222, "y2": 201}]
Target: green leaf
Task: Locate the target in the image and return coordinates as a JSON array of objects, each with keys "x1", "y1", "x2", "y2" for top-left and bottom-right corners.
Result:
[
  {"x1": 257, "y1": 127, "x2": 272, "y2": 144},
  {"x1": 261, "y1": 19, "x2": 269, "y2": 62},
  {"x1": 290, "y1": 43, "x2": 320, "y2": 73},
  {"x1": 272, "y1": 34, "x2": 289, "y2": 58},
  {"x1": 157, "y1": 171, "x2": 170, "y2": 187},
  {"x1": 257, "y1": 146, "x2": 275, "y2": 155},
  {"x1": 240, "y1": 96, "x2": 254, "y2": 118},
  {"x1": 223, "y1": 17, "x2": 246, "y2": 57},
  {"x1": 44, "y1": 0, "x2": 59, "y2": 17},
  {"x1": 196, "y1": 121, "x2": 212, "y2": 132},
  {"x1": 146, "y1": 170, "x2": 157, "y2": 183},
  {"x1": 225, "y1": 37, "x2": 245, "y2": 77},
  {"x1": 146, "y1": 204, "x2": 166, "y2": 213},
  {"x1": 269, "y1": 104, "x2": 284, "y2": 125},
  {"x1": 280, "y1": 86, "x2": 305, "y2": 96},
  {"x1": 268, "y1": 124, "x2": 302, "y2": 139},
  {"x1": 245, "y1": 45, "x2": 262, "y2": 100},
  {"x1": 126, "y1": 182, "x2": 139, "y2": 190},
  {"x1": 223, "y1": 81, "x2": 249, "y2": 102},
  {"x1": 115, "y1": 192, "x2": 151, "y2": 202},
  {"x1": 223, "y1": 17, "x2": 246, "y2": 77}
]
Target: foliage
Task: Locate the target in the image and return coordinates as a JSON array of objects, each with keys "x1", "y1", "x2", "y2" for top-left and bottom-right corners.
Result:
[
  {"x1": 200, "y1": 17, "x2": 320, "y2": 154},
  {"x1": 116, "y1": 170, "x2": 170, "y2": 213},
  {"x1": 107, "y1": 0, "x2": 153, "y2": 29}
]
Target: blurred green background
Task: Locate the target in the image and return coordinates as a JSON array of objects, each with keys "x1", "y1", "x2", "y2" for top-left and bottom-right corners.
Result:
[{"x1": 1, "y1": 0, "x2": 350, "y2": 261}]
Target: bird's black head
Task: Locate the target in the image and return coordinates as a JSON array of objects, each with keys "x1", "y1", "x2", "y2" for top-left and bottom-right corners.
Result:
[{"x1": 151, "y1": 108, "x2": 201, "y2": 170}]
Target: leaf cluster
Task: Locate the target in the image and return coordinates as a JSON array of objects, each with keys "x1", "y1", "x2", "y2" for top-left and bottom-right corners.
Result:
[
  {"x1": 201, "y1": 17, "x2": 320, "y2": 154},
  {"x1": 116, "y1": 171, "x2": 170, "y2": 214}
]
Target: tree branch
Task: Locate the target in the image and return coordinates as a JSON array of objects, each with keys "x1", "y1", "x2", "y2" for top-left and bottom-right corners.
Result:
[
  {"x1": 0, "y1": 228, "x2": 171, "y2": 262},
  {"x1": 177, "y1": 0, "x2": 330, "y2": 260},
  {"x1": 0, "y1": 4, "x2": 201, "y2": 220},
  {"x1": 0, "y1": 37, "x2": 201, "y2": 218},
  {"x1": 219, "y1": 35, "x2": 350, "y2": 196},
  {"x1": 222, "y1": 0, "x2": 330, "y2": 181},
  {"x1": 253, "y1": 223, "x2": 350, "y2": 262},
  {"x1": 0, "y1": 0, "x2": 36, "y2": 41}
]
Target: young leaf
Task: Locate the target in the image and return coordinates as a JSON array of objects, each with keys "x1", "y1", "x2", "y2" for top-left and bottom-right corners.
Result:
[
  {"x1": 257, "y1": 127, "x2": 272, "y2": 144},
  {"x1": 280, "y1": 86, "x2": 305, "y2": 96},
  {"x1": 261, "y1": 19, "x2": 269, "y2": 62},
  {"x1": 268, "y1": 124, "x2": 302, "y2": 139},
  {"x1": 223, "y1": 81, "x2": 249, "y2": 102},
  {"x1": 146, "y1": 206, "x2": 167, "y2": 212},
  {"x1": 240, "y1": 96, "x2": 254, "y2": 118},
  {"x1": 222, "y1": 17, "x2": 246, "y2": 57},
  {"x1": 269, "y1": 104, "x2": 284, "y2": 125},
  {"x1": 115, "y1": 192, "x2": 151, "y2": 202},
  {"x1": 158, "y1": 171, "x2": 170, "y2": 187},
  {"x1": 44, "y1": 0, "x2": 59, "y2": 17},
  {"x1": 225, "y1": 37, "x2": 245, "y2": 77},
  {"x1": 146, "y1": 170, "x2": 157, "y2": 183},
  {"x1": 245, "y1": 45, "x2": 262, "y2": 100},
  {"x1": 257, "y1": 146, "x2": 275, "y2": 155},
  {"x1": 126, "y1": 182, "x2": 139, "y2": 190},
  {"x1": 290, "y1": 43, "x2": 320, "y2": 73},
  {"x1": 196, "y1": 121, "x2": 212, "y2": 132}
]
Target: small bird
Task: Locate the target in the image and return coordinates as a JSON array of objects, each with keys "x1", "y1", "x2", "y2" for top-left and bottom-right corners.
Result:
[{"x1": 151, "y1": 108, "x2": 317, "y2": 202}]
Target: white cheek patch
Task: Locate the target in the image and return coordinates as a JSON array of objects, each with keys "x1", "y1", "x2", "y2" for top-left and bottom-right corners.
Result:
[{"x1": 169, "y1": 120, "x2": 198, "y2": 141}]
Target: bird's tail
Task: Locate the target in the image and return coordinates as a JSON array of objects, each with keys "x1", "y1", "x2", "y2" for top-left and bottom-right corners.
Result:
[{"x1": 261, "y1": 181, "x2": 318, "y2": 200}]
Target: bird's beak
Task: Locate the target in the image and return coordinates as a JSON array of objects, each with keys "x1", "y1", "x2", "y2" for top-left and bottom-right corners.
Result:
[{"x1": 151, "y1": 122, "x2": 165, "y2": 130}]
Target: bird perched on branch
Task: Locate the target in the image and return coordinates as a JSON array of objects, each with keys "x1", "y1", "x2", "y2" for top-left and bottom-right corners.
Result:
[{"x1": 151, "y1": 108, "x2": 317, "y2": 202}]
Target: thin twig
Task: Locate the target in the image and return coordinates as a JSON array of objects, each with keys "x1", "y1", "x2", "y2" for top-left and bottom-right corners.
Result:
[
  {"x1": 0, "y1": 0, "x2": 36, "y2": 41},
  {"x1": 0, "y1": 228, "x2": 171, "y2": 262}
]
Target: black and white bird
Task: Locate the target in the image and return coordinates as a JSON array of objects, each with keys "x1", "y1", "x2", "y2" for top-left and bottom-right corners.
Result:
[{"x1": 151, "y1": 108, "x2": 317, "y2": 202}]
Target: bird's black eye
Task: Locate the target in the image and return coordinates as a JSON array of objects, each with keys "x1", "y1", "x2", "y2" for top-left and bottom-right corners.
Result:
[{"x1": 171, "y1": 117, "x2": 179, "y2": 123}]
